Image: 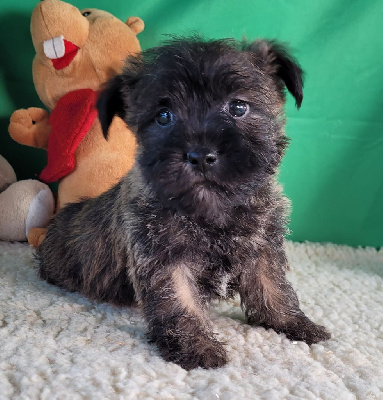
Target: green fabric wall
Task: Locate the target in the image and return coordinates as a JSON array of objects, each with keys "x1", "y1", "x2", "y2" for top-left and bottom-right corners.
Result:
[{"x1": 1, "y1": 0, "x2": 382, "y2": 247}]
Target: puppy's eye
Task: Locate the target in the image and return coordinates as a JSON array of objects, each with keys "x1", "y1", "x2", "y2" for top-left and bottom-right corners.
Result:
[
  {"x1": 82, "y1": 11, "x2": 92, "y2": 17},
  {"x1": 155, "y1": 109, "x2": 174, "y2": 126},
  {"x1": 228, "y1": 100, "x2": 248, "y2": 118}
]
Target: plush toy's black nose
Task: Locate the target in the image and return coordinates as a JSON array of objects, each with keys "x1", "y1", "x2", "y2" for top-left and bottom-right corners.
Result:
[{"x1": 186, "y1": 149, "x2": 218, "y2": 171}]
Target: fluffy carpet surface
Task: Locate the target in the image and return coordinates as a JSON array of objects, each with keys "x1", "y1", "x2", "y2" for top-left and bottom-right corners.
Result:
[{"x1": 0, "y1": 240, "x2": 382, "y2": 400}]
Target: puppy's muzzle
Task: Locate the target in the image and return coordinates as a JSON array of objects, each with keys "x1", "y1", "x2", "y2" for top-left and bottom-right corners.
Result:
[{"x1": 186, "y1": 148, "x2": 218, "y2": 172}]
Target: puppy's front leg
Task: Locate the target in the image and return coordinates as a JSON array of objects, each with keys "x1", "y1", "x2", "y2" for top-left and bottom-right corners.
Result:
[
  {"x1": 239, "y1": 245, "x2": 330, "y2": 344},
  {"x1": 136, "y1": 264, "x2": 227, "y2": 370}
]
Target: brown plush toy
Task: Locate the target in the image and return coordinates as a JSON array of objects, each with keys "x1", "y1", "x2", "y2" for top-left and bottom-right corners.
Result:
[{"x1": 8, "y1": 0, "x2": 144, "y2": 246}]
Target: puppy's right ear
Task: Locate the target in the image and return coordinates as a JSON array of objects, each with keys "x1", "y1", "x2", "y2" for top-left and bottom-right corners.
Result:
[
  {"x1": 97, "y1": 75, "x2": 125, "y2": 139},
  {"x1": 247, "y1": 40, "x2": 304, "y2": 108}
]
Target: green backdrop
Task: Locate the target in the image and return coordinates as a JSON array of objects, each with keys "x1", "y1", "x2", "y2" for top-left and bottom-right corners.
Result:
[{"x1": 1, "y1": 0, "x2": 382, "y2": 247}]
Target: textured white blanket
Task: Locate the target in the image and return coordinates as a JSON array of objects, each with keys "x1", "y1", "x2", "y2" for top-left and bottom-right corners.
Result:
[{"x1": 0, "y1": 241, "x2": 382, "y2": 400}]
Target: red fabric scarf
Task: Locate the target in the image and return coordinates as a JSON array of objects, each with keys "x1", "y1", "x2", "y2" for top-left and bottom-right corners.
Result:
[{"x1": 40, "y1": 89, "x2": 98, "y2": 183}]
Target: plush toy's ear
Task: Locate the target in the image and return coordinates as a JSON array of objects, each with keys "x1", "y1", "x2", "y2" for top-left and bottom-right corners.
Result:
[
  {"x1": 248, "y1": 40, "x2": 304, "y2": 108},
  {"x1": 97, "y1": 75, "x2": 125, "y2": 139},
  {"x1": 126, "y1": 17, "x2": 145, "y2": 35}
]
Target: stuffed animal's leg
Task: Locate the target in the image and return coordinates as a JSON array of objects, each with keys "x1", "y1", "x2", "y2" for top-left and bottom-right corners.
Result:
[{"x1": 28, "y1": 227, "x2": 48, "y2": 247}]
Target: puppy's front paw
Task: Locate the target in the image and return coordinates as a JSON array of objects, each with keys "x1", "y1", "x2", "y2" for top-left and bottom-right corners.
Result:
[
  {"x1": 277, "y1": 316, "x2": 331, "y2": 345},
  {"x1": 157, "y1": 336, "x2": 228, "y2": 370}
]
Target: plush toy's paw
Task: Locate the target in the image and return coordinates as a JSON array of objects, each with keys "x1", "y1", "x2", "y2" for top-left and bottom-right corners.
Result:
[
  {"x1": 10, "y1": 107, "x2": 49, "y2": 129},
  {"x1": 9, "y1": 108, "x2": 50, "y2": 148},
  {"x1": 28, "y1": 227, "x2": 48, "y2": 248}
]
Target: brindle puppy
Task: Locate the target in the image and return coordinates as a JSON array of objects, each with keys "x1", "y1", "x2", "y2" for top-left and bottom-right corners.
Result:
[{"x1": 37, "y1": 37, "x2": 330, "y2": 370}]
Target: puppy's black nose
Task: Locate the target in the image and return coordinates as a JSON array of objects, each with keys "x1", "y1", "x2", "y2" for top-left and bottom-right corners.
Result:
[{"x1": 186, "y1": 149, "x2": 218, "y2": 171}]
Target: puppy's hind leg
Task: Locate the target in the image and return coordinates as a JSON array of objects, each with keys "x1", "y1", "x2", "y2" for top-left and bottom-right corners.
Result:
[
  {"x1": 239, "y1": 246, "x2": 331, "y2": 345},
  {"x1": 137, "y1": 264, "x2": 227, "y2": 370},
  {"x1": 37, "y1": 196, "x2": 136, "y2": 307}
]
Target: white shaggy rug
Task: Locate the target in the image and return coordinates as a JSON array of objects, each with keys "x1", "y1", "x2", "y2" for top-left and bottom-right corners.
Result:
[{"x1": 0, "y1": 240, "x2": 382, "y2": 400}]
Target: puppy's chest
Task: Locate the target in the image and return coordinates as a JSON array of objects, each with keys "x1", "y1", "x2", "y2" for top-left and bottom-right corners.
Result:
[
  {"x1": 145, "y1": 213, "x2": 248, "y2": 276},
  {"x1": 174, "y1": 224, "x2": 241, "y2": 297}
]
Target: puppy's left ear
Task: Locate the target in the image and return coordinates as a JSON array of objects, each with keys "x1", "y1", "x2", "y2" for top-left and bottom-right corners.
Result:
[
  {"x1": 97, "y1": 75, "x2": 125, "y2": 139},
  {"x1": 248, "y1": 40, "x2": 304, "y2": 108}
]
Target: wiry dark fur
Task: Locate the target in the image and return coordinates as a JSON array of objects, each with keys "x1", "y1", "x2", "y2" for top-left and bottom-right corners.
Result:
[{"x1": 37, "y1": 37, "x2": 330, "y2": 370}]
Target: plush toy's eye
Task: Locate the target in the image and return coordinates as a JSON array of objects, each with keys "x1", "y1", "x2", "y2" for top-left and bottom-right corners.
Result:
[
  {"x1": 155, "y1": 109, "x2": 174, "y2": 126},
  {"x1": 82, "y1": 11, "x2": 92, "y2": 17},
  {"x1": 228, "y1": 100, "x2": 249, "y2": 118}
]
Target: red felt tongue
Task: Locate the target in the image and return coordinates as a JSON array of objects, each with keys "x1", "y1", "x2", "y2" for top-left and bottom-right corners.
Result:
[{"x1": 51, "y1": 39, "x2": 79, "y2": 70}]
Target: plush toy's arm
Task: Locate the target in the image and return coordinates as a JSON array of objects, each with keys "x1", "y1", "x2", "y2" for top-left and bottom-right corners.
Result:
[{"x1": 9, "y1": 107, "x2": 51, "y2": 149}]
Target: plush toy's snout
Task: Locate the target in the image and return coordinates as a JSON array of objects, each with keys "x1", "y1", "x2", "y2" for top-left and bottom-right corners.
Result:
[
  {"x1": 43, "y1": 36, "x2": 79, "y2": 70},
  {"x1": 31, "y1": 0, "x2": 89, "y2": 69}
]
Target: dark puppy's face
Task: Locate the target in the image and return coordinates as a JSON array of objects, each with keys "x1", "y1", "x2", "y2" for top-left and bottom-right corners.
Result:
[{"x1": 98, "y1": 38, "x2": 303, "y2": 222}]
